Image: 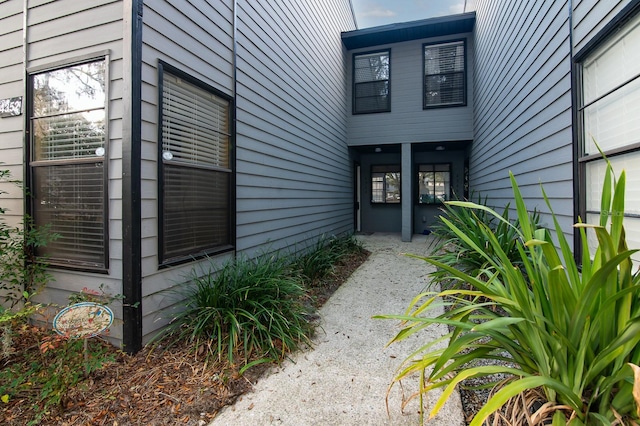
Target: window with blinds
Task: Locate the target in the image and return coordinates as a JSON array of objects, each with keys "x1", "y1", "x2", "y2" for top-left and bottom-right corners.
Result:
[
  {"x1": 29, "y1": 59, "x2": 107, "y2": 269},
  {"x1": 160, "y1": 68, "x2": 232, "y2": 263},
  {"x1": 424, "y1": 41, "x2": 466, "y2": 108},
  {"x1": 353, "y1": 50, "x2": 390, "y2": 114},
  {"x1": 579, "y1": 11, "x2": 640, "y2": 265},
  {"x1": 418, "y1": 164, "x2": 451, "y2": 204}
]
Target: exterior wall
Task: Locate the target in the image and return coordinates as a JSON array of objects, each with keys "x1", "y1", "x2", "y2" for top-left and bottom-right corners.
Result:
[
  {"x1": 138, "y1": 0, "x2": 236, "y2": 341},
  {"x1": 0, "y1": 1, "x2": 24, "y2": 228},
  {"x1": 470, "y1": 0, "x2": 574, "y2": 240},
  {"x1": 572, "y1": 0, "x2": 634, "y2": 54},
  {"x1": 346, "y1": 34, "x2": 474, "y2": 147},
  {"x1": 138, "y1": 0, "x2": 356, "y2": 342},
  {"x1": 10, "y1": 0, "x2": 126, "y2": 341},
  {"x1": 234, "y1": 0, "x2": 356, "y2": 255}
]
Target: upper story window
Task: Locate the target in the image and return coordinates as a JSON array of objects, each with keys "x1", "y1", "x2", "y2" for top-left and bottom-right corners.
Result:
[
  {"x1": 29, "y1": 58, "x2": 108, "y2": 270},
  {"x1": 353, "y1": 50, "x2": 390, "y2": 114},
  {"x1": 424, "y1": 40, "x2": 466, "y2": 108},
  {"x1": 159, "y1": 63, "x2": 233, "y2": 264},
  {"x1": 418, "y1": 164, "x2": 451, "y2": 204},
  {"x1": 371, "y1": 165, "x2": 400, "y2": 204},
  {"x1": 578, "y1": 10, "x2": 640, "y2": 264}
]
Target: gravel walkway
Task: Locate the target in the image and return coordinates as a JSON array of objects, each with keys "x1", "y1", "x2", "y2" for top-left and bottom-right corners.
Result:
[{"x1": 210, "y1": 233, "x2": 465, "y2": 426}]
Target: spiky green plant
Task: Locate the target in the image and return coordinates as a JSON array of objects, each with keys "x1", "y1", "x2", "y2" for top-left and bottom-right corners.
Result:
[
  {"x1": 378, "y1": 161, "x2": 640, "y2": 425},
  {"x1": 157, "y1": 253, "x2": 313, "y2": 367},
  {"x1": 428, "y1": 195, "x2": 540, "y2": 288}
]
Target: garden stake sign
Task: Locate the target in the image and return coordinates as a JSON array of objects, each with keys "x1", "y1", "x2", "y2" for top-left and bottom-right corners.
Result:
[{"x1": 53, "y1": 302, "x2": 114, "y2": 376}]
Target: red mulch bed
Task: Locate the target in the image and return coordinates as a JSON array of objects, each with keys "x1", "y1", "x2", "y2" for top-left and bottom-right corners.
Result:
[{"x1": 1, "y1": 250, "x2": 369, "y2": 425}]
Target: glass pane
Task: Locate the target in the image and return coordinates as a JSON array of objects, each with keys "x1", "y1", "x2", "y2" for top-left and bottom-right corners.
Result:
[
  {"x1": 419, "y1": 167, "x2": 450, "y2": 203},
  {"x1": 354, "y1": 52, "x2": 389, "y2": 83},
  {"x1": 583, "y1": 77, "x2": 640, "y2": 154},
  {"x1": 32, "y1": 60, "x2": 106, "y2": 116},
  {"x1": 162, "y1": 73, "x2": 230, "y2": 169},
  {"x1": 33, "y1": 163, "x2": 105, "y2": 267},
  {"x1": 385, "y1": 172, "x2": 400, "y2": 203},
  {"x1": 33, "y1": 111, "x2": 105, "y2": 161},
  {"x1": 355, "y1": 81, "x2": 389, "y2": 113},
  {"x1": 583, "y1": 13, "x2": 640, "y2": 105},
  {"x1": 425, "y1": 42, "x2": 464, "y2": 74},
  {"x1": 586, "y1": 151, "x2": 640, "y2": 215},
  {"x1": 163, "y1": 164, "x2": 230, "y2": 260},
  {"x1": 372, "y1": 174, "x2": 384, "y2": 203},
  {"x1": 586, "y1": 214, "x2": 640, "y2": 268}
]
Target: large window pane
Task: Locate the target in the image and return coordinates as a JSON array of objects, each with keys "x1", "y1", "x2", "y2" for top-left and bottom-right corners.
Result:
[
  {"x1": 32, "y1": 163, "x2": 105, "y2": 267},
  {"x1": 353, "y1": 51, "x2": 390, "y2": 114},
  {"x1": 424, "y1": 41, "x2": 465, "y2": 108},
  {"x1": 29, "y1": 59, "x2": 107, "y2": 269},
  {"x1": 418, "y1": 164, "x2": 451, "y2": 204},
  {"x1": 160, "y1": 67, "x2": 232, "y2": 263},
  {"x1": 371, "y1": 165, "x2": 399, "y2": 204}
]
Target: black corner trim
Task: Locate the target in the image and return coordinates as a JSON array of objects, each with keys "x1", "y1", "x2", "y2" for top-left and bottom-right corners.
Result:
[{"x1": 122, "y1": 0, "x2": 143, "y2": 354}]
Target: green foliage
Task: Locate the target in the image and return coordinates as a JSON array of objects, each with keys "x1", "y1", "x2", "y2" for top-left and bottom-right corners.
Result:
[
  {"x1": 157, "y1": 253, "x2": 313, "y2": 366},
  {"x1": 0, "y1": 329, "x2": 115, "y2": 425},
  {"x1": 428, "y1": 194, "x2": 540, "y2": 288},
  {"x1": 1, "y1": 167, "x2": 58, "y2": 357},
  {"x1": 294, "y1": 233, "x2": 365, "y2": 283},
  {"x1": 378, "y1": 162, "x2": 640, "y2": 425}
]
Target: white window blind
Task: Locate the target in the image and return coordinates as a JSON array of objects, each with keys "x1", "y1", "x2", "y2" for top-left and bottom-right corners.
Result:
[
  {"x1": 30, "y1": 60, "x2": 107, "y2": 269},
  {"x1": 161, "y1": 70, "x2": 232, "y2": 262},
  {"x1": 424, "y1": 41, "x2": 465, "y2": 107}
]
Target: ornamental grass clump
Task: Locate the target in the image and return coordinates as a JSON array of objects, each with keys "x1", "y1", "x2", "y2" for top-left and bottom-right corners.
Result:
[
  {"x1": 428, "y1": 195, "x2": 540, "y2": 289},
  {"x1": 158, "y1": 253, "x2": 312, "y2": 367},
  {"x1": 379, "y1": 160, "x2": 640, "y2": 425}
]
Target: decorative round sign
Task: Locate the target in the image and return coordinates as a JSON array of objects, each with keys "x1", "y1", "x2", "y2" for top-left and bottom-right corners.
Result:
[{"x1": 53, "y1": 302, "x2": 114, "y2": 339}]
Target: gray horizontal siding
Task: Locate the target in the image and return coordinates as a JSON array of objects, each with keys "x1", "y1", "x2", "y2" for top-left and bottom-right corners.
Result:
[
  {"x1": 139, "y1": 0, "x2": 236, "y2": 342},
  {"x1": 346, "y1": 35, "x2": 474, "y2": 146},
  {"x1": 0, "y1": 2, "x2": 24, "y2": 228},
  {"x1": 572, "y1": 0, "x2": 634, "y2": 54},
  {"x1": 471, "y1": 0, "x2": 573, "y2": 242},
  {"x1": 235, "y1": 0, "x2": 356, "y2": 256}
]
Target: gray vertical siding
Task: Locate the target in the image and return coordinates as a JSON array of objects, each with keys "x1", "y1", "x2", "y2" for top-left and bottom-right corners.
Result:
[
  {"x1": 346, "y1": 35, "x2": 474, "y2": 146},
  {"x1": 471, "y1": 0, "x2": 574, "y2": 239},
  {"x1": 234, "y1": 0, "x2": 356, "y2": 255},
  {"x1": 572, "y1": 0, "x2": 634, "y2": 54}
]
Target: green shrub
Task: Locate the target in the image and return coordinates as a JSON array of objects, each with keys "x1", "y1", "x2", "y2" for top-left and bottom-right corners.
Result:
[
  {"x1": 294, "y1": 233, "x2": 365, "y2": 284},
  {"x1": 378, "y1": 162, "x2": 640, "y2": 425},
  {"x1": 429, "y1": 195, "x2": 540, "y2": 288},
  {"x1": 157, "y1": 253, "x2": 313, "y2": 366}
]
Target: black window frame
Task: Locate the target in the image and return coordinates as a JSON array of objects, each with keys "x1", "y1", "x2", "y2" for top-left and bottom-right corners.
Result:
[
  {"x1": 27, "y1": 54, "x2": 110, "y2": 272},
  {"x1": 423, "y1": 39, "x2": 467, "y2": 109},
  {"x1": 370, "y1": 165, "x2": 400, "y2": 204},
  {"x1": 157, "y1": 61, "x2": 235, "y2": 266},
  {"x1": 573, "y1": 3, "x2": 640, "y2": 260},
  {"x1": 417, "y1": 163, "x2": 452, "y2": 205},
  {"x1": 353, "y1": 49, "x2": 391, "y2": 114}
]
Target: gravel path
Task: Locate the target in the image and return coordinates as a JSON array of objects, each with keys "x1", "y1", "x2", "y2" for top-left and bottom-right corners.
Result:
[{"x1": 210, "y1": 233, "x2": 465, "y2": 426}]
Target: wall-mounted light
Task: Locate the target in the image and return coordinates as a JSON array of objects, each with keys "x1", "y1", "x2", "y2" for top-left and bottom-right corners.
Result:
[
  {"x1": 435, "y1": 145, "x2": 445, "y2": 151},
  {"x1": 374, "y1": 147, "x2": 382, "y2": 153}
]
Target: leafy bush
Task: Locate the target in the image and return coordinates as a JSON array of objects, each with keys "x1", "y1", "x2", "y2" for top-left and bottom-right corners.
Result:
[
  {"x1": 379, "y1": 163, "x2": 640, "y2": 425},
  {"x1": 0, "y1": 327, "x2": 115, "y2": 425},
  {"x1": 1, "y1": 167, "x2": 58, "y2": 357},
  {"x1": 428, "y1": 195, "x2": 540, "y2": 288},
  {"x1": 294, "y1": 233, "x2": 365, "y2": 283},
  {"x1": 157, "y1": 253, "x2": 313, "y2": 366}
]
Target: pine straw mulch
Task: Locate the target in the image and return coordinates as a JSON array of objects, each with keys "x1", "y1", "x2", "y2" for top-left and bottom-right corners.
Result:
[{"x1": 1, "y1": 249, "x2": 370, "y2": 426}]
